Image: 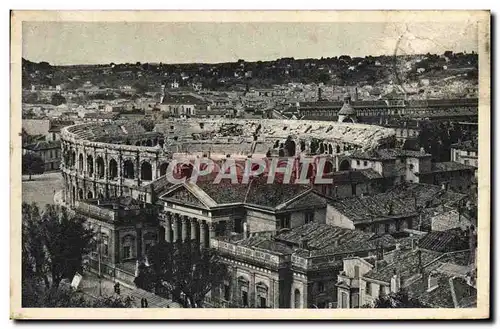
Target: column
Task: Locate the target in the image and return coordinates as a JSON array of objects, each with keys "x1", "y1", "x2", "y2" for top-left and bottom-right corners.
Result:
[
  {"x1": 209, "y1": 223, "x2": 216, "y2": 242},
  {"x1": 199, "y1": 221, "x2": 207, "y2": 249},
  {"x1": 249, "y1": 273, "x2": 256, "y2": 308},
  {"x1": 172, "y1": 214, "x2": 180, "y2": 243},
  {"x1": 165, "y1": 213, "x2": 172, "y2": 243},
  {"x1": 190, "y1": 218, "x2": 198, "y2": 243},
  {"x1": 181, "y1": 216, "x2": 189, "y2": 242}
]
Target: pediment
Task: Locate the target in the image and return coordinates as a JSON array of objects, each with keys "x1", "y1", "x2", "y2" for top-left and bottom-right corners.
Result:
[
  {"x1": 278, "y1": 190, "x2": 328, "y2": 210},
  {"x1": 162, "y1": 185, "x2": 210, "y2": 209}
]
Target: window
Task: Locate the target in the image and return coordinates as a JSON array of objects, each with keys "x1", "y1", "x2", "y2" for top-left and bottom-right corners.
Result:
[
  {"x1": 356, "y1": 160, "x2": 360, "y2": 166},
  {"x1": 224, "y1": 283, "x2": 230, "y2": 301},
  {"x1": 366, "y1": 282, "x2": 372, "y2": 295},
  {"x1": 279, "y1": 215, "x2": 291, "y2": 229},
  {"x1": 259, "y1": 297, "x2": 267, "y2": 308},
  {"x1": 241, "y1": 291, "x2": 248, "y2": 307},
  {"x1": 305, "y1": 211, "x2": 314, "y2": 224},
  {"x1": 354, "y1": 265, "x2": 360, "y2": 278},
  {"x1": 363, "y1": 161, "x2": 368, "y2": 166},
  {"x1": 409, "y1": 164, "x2": 414, "y2": 170},
  {"x1": 123, "y1": 246, "x2": 131, "y2": 259},
  {"x1": 385, "y1": 223, "x2": 390, "y2": 233},
  {"x1": 317, "y1": 281, "x2": 325, "y2": 293}
]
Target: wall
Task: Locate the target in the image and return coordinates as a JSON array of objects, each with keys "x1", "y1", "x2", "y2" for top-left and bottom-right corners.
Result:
[
  {"x1": 325, "y1": 204, "x2": 355, "y2": 230},
  {"x1": 246, "y1": 209, "x2": 277, "y2": 233}
]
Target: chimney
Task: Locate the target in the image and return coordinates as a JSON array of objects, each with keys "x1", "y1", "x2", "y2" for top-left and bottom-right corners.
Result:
[
  {"x1": 390, "y1": 270, "x2": 401, "y2": 293},
  {"x1": 427, "y1": 273, "x2": 438, "y2": 292}
]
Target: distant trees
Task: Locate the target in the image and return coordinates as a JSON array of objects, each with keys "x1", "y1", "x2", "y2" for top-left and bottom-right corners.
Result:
[
  {"x1": 22, "y1": 153, "x2": 45, "y2": 180},
  {"x1": 135, "y1": 241, "x2": 229, "y2": 308},
  {"x1": 51, "y1": 93, "x2": 66, "y2": 106},
  {"x1": 22, "y1": 203, "x2": 94, "y2": 290},
  {"x1": 138, "y1": 118, "x2": 155, "y2": 132}
]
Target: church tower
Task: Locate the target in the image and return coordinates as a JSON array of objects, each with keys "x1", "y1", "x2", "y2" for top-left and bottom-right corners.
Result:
[{"x1": 337, "y1": 93, "x2": 357, "y2": 123}]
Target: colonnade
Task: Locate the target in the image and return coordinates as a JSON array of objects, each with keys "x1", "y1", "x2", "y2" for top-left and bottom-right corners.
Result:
[{"x1": 159, "y1": 212, "x2": 218, "y2": 249}]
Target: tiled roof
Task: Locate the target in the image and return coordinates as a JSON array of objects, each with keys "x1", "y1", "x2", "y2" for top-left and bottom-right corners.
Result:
[
  {"x1": 428, "y1": 162, "x2": 476, "y2": 173},
  {"x1": 23, "y1": 139, "x2": 61, "y2": 151},
  {"x1": 162, "y1": 94, "x2": 206, "y2": 105},
  {"x1": 329, "y1": 183, "x2": 466, "y2": 223},
  {"x1": 418, "y1": 229, "x2": 469, "y2": 253}
]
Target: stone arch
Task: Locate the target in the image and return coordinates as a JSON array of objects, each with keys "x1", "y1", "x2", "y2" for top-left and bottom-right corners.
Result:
[
  {"x1": 71, "y1": 150, "x2": 76, "y2": 167},
  {"x1": 323, "y1": 160, "x2": 334, "y2": 174},
  {"x1": 328, "y1": 144, "x2": 333, "y2": 154},
  {"x1": 78, "y1": 188, "x2": 83, "y2": 200},
  {"x1": 284, "y1": 138, "x2": 296, "y2": 157},
  {"x1": 336, "y1": 145, "x2": 341, "y2": 153},
  {"x1": 140, "y1": 161, "x2": 153, "y2": 181},
  {"x1": 86, "y1": 154, "x2": 94, "y2": 176},
  {"x1": 123, "y1": 159, "x2": 135, "y2": 179},
  {"x1": 180, "y1": 163, "x2": 194, "y2": 179},
  {"x1": 300, "y1": 140, "x2": 306, "y2": 152},
  {"x1": 135, "y1": 141, "x2": 141, "y2": 146},
  {"x1": 96, "y1": 156, "x2": 105, "y2": 178},
  {"x1": 87, "y1": 190, "x2": 93, "y2": 199},
  {"x1": 159, "y1": 162, "x2": 169, "y2": 177},
  {"x1": 109, "y1": 158, "x2": 118, "y2": 179},
  {"x1": 159, "y1": 139, "x2": 165, "y2": 148},
  {"x1": 146, "y1": 139, "x2": 153, "y2": 147},
  {"x1": 319, "y1": 143, "x2": 325, "y2": 154},
  {"x1": 339, "y1": 159, "x2": 350, "y2": 171},
  {"x1": 78, "y1": 154, "x2": 84, "y2": 172}
]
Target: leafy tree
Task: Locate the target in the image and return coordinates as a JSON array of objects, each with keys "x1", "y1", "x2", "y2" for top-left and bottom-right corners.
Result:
[
  {"x1": 51, "y1": 93, "x2": 66, "y2": 106},
  {"x1": 22, "y1": 277, "x2": 133, "y2": 308},
  {"x1": 22, "y1": 153, "x2": 45, "y2": 180},
  {"x1": 137, "y1": 241, "x2": 229, "y2": 308},
  {"x1": 138, "y1": 118, "x2": 155, "y2": 132},
  {"x1": 22, "y1": 203, "x2": 94, "y2": 289},
  {"x1": 365, "y1": 289, "x2": 428, "y2": 308}
]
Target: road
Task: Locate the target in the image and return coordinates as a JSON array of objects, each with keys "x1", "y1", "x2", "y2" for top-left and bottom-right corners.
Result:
[{"x1": 22, "y1": 171, "x2": 64, "y2": 207}]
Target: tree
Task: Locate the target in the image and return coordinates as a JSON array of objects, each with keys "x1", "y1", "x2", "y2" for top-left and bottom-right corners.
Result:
[
  {"x1": 137, "y1": 241, "x2": 229, "y2": 308},
  {"x1": 22, "y1": 276, "x2": 133, "y2": 308},
  {"x1": 366, "y1": 289, "x2": 428, "y2": 308},
  {"x1": 22, "y1": 153, "x2": 45, "y2": 180},
  {"x1": 51, "y1": 93, "x2": 66, "y2": 106},
  {"x1": 22, "y1": 203, "x2": 94, "y2": 289},
  {"x1": 138, "y1": 118, "x2": 155, "y2": 132}
]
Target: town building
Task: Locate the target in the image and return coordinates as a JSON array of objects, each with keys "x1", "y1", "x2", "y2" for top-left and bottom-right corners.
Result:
[
  {"x1": 207, "y1": 222, "x2": 397, "y2": 308},
  {"x1": 451, "y1": 139, "x2": 478, "y2": 168},
  {"x1": 75, "y1": 196, "x2": 160, "y2": 284},
  {"x1": 326, "y1": 183, "x2": 468, "y2": 234},
  {"x1": 22, "y1": 140, "x2": 62, "y2": 171}
]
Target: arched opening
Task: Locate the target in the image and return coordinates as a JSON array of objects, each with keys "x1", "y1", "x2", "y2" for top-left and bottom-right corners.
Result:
[
  {"x1": 108, "y1": 159, "x2": 118, "y2": 179},
  {"x1": 342, "y1": 117, "x2": 355, "y2": 123},
  {"x1": 294, "y1": 289, "x2": 301, "y2": 308},
  {"x1": 78, "y1": 188, "x2": 83, "y2": 200},
  {"x1": 310, "y1": 139, "x2": 319, "y2": 154},
  {"x1": 72, "y1": 186, "x2": 76, "y2": 202},
  {"x1": 323, "y1": 160, "x2": 334, "y2": 174},
  {"x1": 78, "y1": 154, "x2": 84, "y2": 172},
  {"x1": 319, "y1": 143, "x2": 325, "y2": 154},
  {"x1": 123, "y1": 160, "x2": 135, "y2": 179},
  {"x1": 98, "y1": 192, "x2": 104, "y2": 199},
  {"x1": 87, "y1": 191, "x2": 93, "y2": 199},
  {"x1": 273, "y1": 140, "x2": 280, "y2": 149},
  {"x1": 145, "y1": 140, "x2": 153, "y2": 147},
  {"x1": 300, "y1": 141, "x2": 306, "y2": 152},
  {"x1": 180, "y1": 163, "x2": 194, "y2": 179},
  {"x1": 86, "y1": 155, "x2": 94, "y2": 176},
  {"x1": 284, "y1": 138, "x2": 296, "y2": 157},
  {"x1": 71, "y1": 151, "x2": 76, "y2": 167},
  {"x1": 96, "y1": 157, "x2": 105, "y2": 178},
  {"x1": 328, "y1": 144, "x2": 333, "y2": 154},
  {"x1": 159, "y1": 139, "x2": 165, "y2": 148},
  {"x1": 336, "y1": 145, "x2": 341, "y2": 153},
  {"x1": 339, "y1": 159, "x2": 350, "y2": 171},
  {"x1": 141, "y1": 162, "x2": 153, "y2": 181},
  {"x1": 135, "y1": 141, "x2": 141, "y2": 146},
  {"x1": 159, "y1": 162, "x2": 169, "y2": 177},
  {"x1": 278, "y1": 149, "x2": 285, "y2": 157},
  {"x1": 301, "y1": 163, "x2": 315, "y2": 179}
]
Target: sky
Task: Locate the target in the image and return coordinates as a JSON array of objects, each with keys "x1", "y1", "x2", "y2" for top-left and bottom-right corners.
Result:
[{"x1": 22, "y1": 21, "x2": 478, "y2": 65}]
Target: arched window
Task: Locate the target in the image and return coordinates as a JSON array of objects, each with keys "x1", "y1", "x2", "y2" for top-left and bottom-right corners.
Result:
[
  {"x1": 71, "y1": 151, "x2": 76, "y2": 167},
  {"x1": 135, "y1": 141, "x2": 141, "y2": 146},
  {"x1": 159, "y1": 162, "x2": 169, "y2": 177},
  {"x1": 336, "y1": 145, "x2": 341, "y2": 153},
  {"x1": 323, "y1": 161, "x2": 334, "y2": 174},
  {"x1": 141, "y1": 162, "x2": 153, "y2": 181},
  {"x1": 78, "y1": 154, "x2": 84, "y2": 172},
  {"x1": 319, "y1": 143, "x2": 325, "y2": 154},
  {"x1": 86, "y1": 155, "x2": 94, "y2": 176},
  {"x1": 108, "y1": 159, "x2": 118, "y2": 179},
  {"x1": 87, "y1": 191, "x2": 93, "y2": 199},
  {"x1": 294, "y1": 289, "x2": 301, "y2": 308},
  {"x1": 328, "y1": 144, "x2": 333, "y2": 154},
  {"x1": 123, "y1": 160, "x2": 135, "y2": 179},
  {"x1": 96, "y1": 156, "x2": 105, "y2": 178},
  {"x1": 284, "y1": 138, "x2": 296, "y2": 157},
  {"x1": 339, "y1": 159, "x2": 350, "y2": 171},
  {"x1": 146, "y1": 139, "x2": 152, "y2": 147},
  {"x1": 122, "y1": 235, "x2": 136, "y2": 259},
  {"x1": 300, "y1": 141, "x2": 306, "y2": 152},
  {"x1": 78, "y1": 188, "x2": 83, "y2": 200},
  {"x1": 256, "y1": 282, "x2": 269, "y2": 308}
]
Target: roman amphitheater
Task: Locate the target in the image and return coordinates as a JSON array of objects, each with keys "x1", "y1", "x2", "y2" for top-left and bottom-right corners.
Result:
[{"x1": 60, "y1": 118, "x2": 396, "y2": 207}]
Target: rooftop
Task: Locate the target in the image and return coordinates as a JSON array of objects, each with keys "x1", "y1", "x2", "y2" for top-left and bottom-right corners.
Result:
[{"x1": 349, "y1": 148, "x2": 431, "y2": 161}]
